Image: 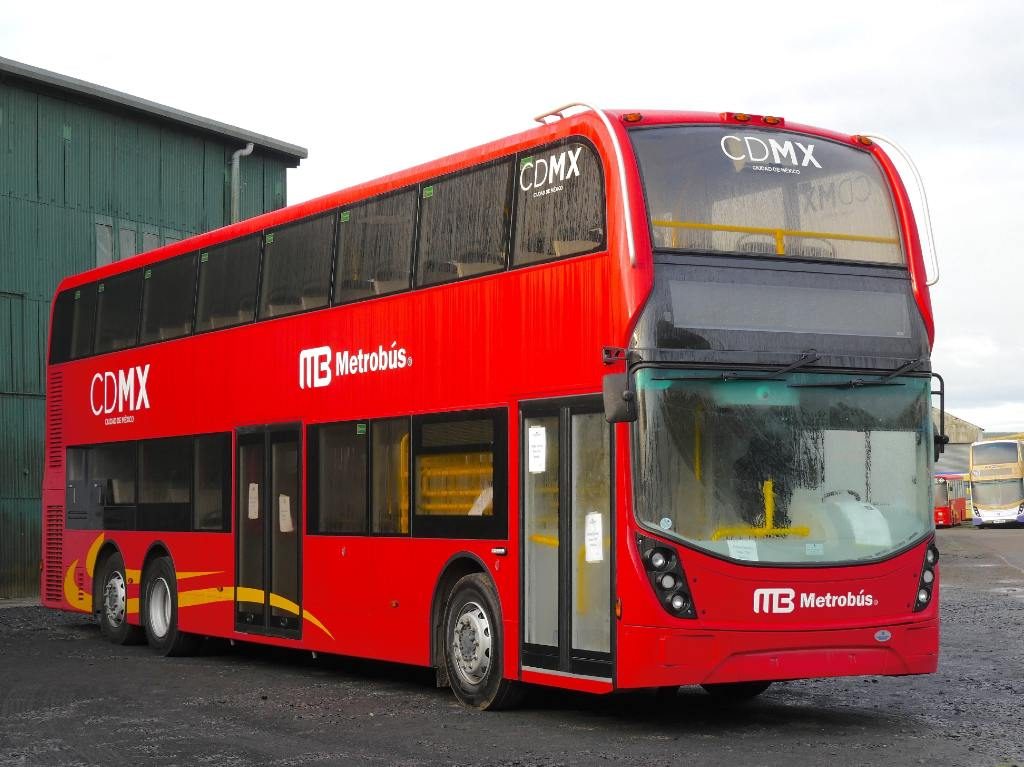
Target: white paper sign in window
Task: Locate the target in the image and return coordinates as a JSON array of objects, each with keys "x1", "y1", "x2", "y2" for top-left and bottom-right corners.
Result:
[
  {"x1": 247, "y1": 483, "x2": 260, "y2": 520},
  {"x1": 584, "y1": 511, "x2": 603, "y2": 563},
  {"x1": 279, "y1": 494, "x2": 294, "y2": 533},
  {"x1": 528, "y1": 425, "x2": 547, "y2": 474}
]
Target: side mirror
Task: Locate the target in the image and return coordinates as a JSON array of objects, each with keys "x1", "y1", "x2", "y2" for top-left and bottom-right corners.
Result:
[{"x1": 603, "y1": 373, "x2": 637, "y2": 423}]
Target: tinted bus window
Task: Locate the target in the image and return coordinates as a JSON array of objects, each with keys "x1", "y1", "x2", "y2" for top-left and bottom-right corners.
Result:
[
  {"x1": 49, "y1": 289, "x2": 75, "y2": 363},
  {"x1": 309, "y1": 422, "x2": 369, "y2": 534},
  {"x1": 194, "y1": 434, "x2": 231, "y2": 531},
  {"x1": 335, "y1": 191, "x2": 416, "y2": 304},
  {"x1": 140, "y1": 253, "x2": 197, "y2": 345},
  {"x1": 514, "y1": 141, "x2": 605, "y2": 265},
  {"x1": 259, "y1": 213, "x2": 335, "y2": 320},
  {"x1": 91, "y1": 442, "x2": 137, "y2": 531},
  {"x1": 94, "y1": 270, "x2": 142, "y2": 354},
  {"x1": 195, "y1": 236, "x2": 261, "y2": 332},
  {"x1": 57, "y1": 284, "x2": 98, "y2": 360},
  {"x1": 411, "y1": 409, "x2": 506, "y2": 539},
  {"x1": 417, "y1": 162, "x2": 513, "y2": 286},
  {"x1": 372, "y1": 418, "x2": 410, "y2": 534},
  {"x1": 138, "y1": 437, "x2": 192, "y2": 532}
]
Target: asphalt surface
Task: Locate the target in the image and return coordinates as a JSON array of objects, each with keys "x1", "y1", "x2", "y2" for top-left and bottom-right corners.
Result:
[{"x1": 1, "y1": 527, "x2": 1022, "y2": 767}]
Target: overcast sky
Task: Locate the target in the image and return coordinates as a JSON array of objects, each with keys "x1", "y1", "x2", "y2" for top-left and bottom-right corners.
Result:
[{"x1": 3, "y1": 0, "x2": 1021, "y2": 430}]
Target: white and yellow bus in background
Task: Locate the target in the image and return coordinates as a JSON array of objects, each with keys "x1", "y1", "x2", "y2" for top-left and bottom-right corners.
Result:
[{"x1": 969, "y1": 439, "x2": 1024, "y2": 527}]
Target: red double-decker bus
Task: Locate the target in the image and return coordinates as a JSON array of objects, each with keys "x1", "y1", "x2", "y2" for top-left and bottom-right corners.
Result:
[{"x1": 41, "y1": 105, "x2": 943, "y2": 709}]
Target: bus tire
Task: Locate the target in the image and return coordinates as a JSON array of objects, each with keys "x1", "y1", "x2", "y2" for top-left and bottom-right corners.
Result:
[
  {"x1": 443, "y1": 573, "x2": 523, "y2": 710},
  {"x1": 701, "y1": 680, "x2": 772, "y2": 703},
  {"x1": 142, "y1": 556, "x2": 201, "y2": 657},
  {"x1": 96, "y1": 552, "x2": 144, "y2": 645}
]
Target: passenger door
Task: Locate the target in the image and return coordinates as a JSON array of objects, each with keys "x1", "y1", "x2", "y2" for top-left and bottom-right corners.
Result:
[
  {"x1": 235, "y1": 425, "x2": 302, "y2": 637},
  {"x1": 521, "y1": 399, "x2": 613, "y2": 678}
]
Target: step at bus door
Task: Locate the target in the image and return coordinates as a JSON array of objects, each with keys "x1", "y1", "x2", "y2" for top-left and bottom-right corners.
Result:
[
  {"x1": 235, "y1": 424, "x2": 302, "y2": 638},
  {"x1": 521, "y1": 400, "x2": 613, "y2": 679}
]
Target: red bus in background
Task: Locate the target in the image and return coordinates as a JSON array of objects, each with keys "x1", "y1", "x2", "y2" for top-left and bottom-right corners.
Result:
[
  {"x1": 934, "y1": 474, "x2": 967, "y2": 527},
  {"x1": 42, "y1": 105, "x2": 943, "y2": 709}
]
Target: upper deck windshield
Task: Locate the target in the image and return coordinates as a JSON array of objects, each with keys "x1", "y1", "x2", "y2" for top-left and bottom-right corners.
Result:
[
  {"x1": 972, "y1": 442, "x2": 1021, "y2": 466},
  {"x1": 630, "y1": 126, "x2": 904, "y2": 265},
  {"x1": 634, "y1": 370, "x2": 932, "y2": 565}
]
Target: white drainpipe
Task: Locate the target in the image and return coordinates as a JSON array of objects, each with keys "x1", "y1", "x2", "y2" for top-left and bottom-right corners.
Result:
[{"x1": 230, "y1": 142, "x2": 255, "y2": 223}]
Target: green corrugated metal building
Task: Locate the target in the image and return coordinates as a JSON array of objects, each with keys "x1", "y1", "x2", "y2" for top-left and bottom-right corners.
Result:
[{"x1": 0, "y1": 57, "x2": 307, "y2": 598}]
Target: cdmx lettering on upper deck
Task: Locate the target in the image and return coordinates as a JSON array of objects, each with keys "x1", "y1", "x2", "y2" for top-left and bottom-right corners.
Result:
[
  {"x1": 721, "y1": 135, "x2": 822, "y2": 169},
  {"x1": 89, "y1": 364, "x2": 150, "y2": 417},
  {"x1": 519, "y1": 146, "x2": 583, "y2": 195},
  {"x1": 299, "y1": 342, "x2": 410, "y2": 389}
]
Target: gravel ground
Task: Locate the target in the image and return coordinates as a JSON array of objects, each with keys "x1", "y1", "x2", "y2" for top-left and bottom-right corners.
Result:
[{"x1": 1, "y1": 527, "x2": 1022, "y2": 767}]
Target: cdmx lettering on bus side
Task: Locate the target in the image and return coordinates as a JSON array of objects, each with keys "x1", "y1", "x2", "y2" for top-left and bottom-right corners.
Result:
[
  {"x1": 721, "y1": 135, "x2": 822, "y2": 169},
  {"x1": 89, "y1": 364, "x2": 151, "y2": 417}
]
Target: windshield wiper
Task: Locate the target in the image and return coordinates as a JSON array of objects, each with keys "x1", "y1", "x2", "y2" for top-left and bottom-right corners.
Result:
[
  {"x1": 788, "y1": 356, "x2": 924, "y2": 389},
  {"x1": 727, "y1": 349, "x2": 821, "y2": 381}
]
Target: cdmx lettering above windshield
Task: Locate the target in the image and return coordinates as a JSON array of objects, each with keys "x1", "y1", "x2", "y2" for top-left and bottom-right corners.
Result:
[{"x1": 299, "y1": 342, "x2": 411, "y2": 390}]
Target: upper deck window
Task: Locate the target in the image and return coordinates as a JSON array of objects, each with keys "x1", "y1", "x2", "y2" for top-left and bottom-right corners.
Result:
[
  {"x1": 630, "y1": 126, "x2": 903, "y2": 265},
  {"x1": 417, "y1": 162, "x2": 513, "y2": 286},
  {"x1": 94, "y1": 270, "x2": 142, "y2": 354},
  {"x1": 50, "y1": 284, "x2": 98, "y2": 363},
  {"x1": 335, "y1": 191, "x2": 416, "y2": 304},
  {"x1": 195, "y1": 235, "x2": 261, "y2": 332},
  {"x1": 514, "y1": 141, "x2": 605, "y2": 266},
  {"x1": 259, "y1": 213, "x2": 334, "y2": 320},
  {"x1": 140, "y1": 253, "x2": 197, "y2": 345}
]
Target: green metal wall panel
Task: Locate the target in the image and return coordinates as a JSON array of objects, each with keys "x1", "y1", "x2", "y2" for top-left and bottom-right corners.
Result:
[
  {"x1": 204, "y1": 141, "x2": 227, "y2": 231},
  {"x1": 138, "y1": 122, "x2": 161, "y2": 224},
  {"x1": 64, "y1": 102, "x2": 92, "y2": 211},
  {"x1": 2, "y1": 84, "x2": 38, "y2": 200},
  {"x1": 0, "y1": 498, "x2": 42, "y2": 599},
  {"x1": 0, "y1": 296, "x2": 47, "y2": 396},
  {"x1": 37, "y1": 96, "x2": 65, "y2": 206},
  {"x1": 0, "y1": 395, "x2": 43, "y2": 498},
  {"x1": 89, "y1": 111, "x2": 116, "y2": 216}
]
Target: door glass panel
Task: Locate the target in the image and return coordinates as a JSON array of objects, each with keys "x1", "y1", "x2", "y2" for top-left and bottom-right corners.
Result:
[
  {"x1": 571, "y1": 413, "x2": 611, "y2": 653},
  {"x1": 237, "y1": 437, "x2": 264, "y2": 622},
  {"x1": 524, "y1": 416, "x2": 559, "y2": 648},
  {"x1": 270, "y1": 434, "x2": 300, "y2": 629}
]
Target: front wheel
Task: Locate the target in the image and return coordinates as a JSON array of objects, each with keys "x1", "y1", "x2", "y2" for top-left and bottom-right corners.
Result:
[
  {"x1": 443, "y1": 573, "x2": 523, "y2": 710},
  {"x1": 142, "y1": 556, "x2": 201, "y2": 657},
  {"x1": 701, "y1": 681, "x2": 772, "y2": 703}
]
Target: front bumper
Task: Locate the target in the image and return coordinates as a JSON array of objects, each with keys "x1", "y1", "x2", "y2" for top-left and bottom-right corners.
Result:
[{"x1": 618, "y1": 619, "x2": 939, "y2": 689}]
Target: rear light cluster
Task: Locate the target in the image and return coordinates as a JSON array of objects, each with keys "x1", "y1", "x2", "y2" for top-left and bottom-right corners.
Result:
[
  {"x1": 914, "y1": 542, "x2": 940, "y2": 612},
  {"x1": 637, "y1": 534, "x2": 696, "y2": 619}
]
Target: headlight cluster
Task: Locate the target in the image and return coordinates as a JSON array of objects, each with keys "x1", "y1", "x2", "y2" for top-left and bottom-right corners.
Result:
[
  {"x1": 914, "y1": 542, "x2": 939, "y2": 612},
  {"x1": 637, "y1": 534, "x2": 696, "y2": 619}
]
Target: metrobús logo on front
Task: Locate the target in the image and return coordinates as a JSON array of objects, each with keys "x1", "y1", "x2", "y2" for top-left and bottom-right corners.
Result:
[
  {"x1": 89, "y1": 364, "x2": 151, "y2": 425},
  {"x1": 753, "y1": 587, "x2": 877, "y2": 614},
  {"x1": 299, "y1": 342, "x2": 411, "y2": 390}
]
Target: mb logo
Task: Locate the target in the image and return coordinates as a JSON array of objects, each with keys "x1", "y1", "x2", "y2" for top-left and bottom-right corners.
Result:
[
  {"x1": 753, "y1": 587, "x2": 796, "y2": 614},
  {"x1": 299, "y1": 346, "x2": 332, "y2": 389}
]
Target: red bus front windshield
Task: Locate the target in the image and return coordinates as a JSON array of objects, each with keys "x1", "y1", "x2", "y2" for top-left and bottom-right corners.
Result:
[
  {"x1": 634, "y1": 370, "x2": 933, "y2": 565},
  {"x1": 630, "y1": 126, "x2": 904, "y2": 265}
]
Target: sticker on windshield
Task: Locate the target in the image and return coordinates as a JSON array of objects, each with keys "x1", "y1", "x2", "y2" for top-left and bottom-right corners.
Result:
[
  {"x1": 659, "y1": 517, "x2": 673, "y2": 531},
  {"x1": 727, "y1": 539, "x2": 759, "y2": 561},
  {"x1": 805, "y1": 543, "x2": 825, "y2": 556},
  {"x1": 584, "y1": 512, "x2": 603, "y2": 563},
  {"x1": 528, "y1": 425, "x2": 547, "y2": 474}
]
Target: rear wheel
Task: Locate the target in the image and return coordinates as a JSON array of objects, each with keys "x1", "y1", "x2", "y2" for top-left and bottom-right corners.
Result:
[
  {"x1": 142, "y1": 556, "x2": 201, "y2": 657},
  {"x1": 443, "y1": 573, "x2": 523, "y2": 710},
  {"x1": 96, "y1": 552, "x2": 144, "y2": 645},
  {"x1": 701, "y1": 681, "x2": 772, "y2": 703}
]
